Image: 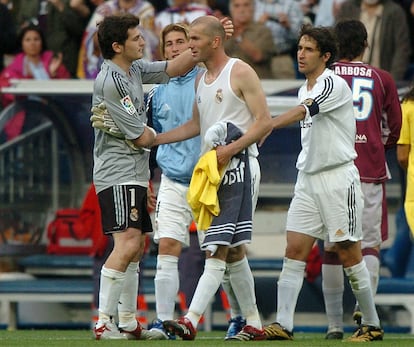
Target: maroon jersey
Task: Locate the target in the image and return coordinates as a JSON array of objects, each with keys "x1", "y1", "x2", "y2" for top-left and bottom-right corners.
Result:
[{"x1": 332, "y1": 61, "x2": 402, "y2": 183}]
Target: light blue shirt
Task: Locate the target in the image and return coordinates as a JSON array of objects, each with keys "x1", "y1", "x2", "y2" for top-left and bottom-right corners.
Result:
[{"x1": 148, "y1": 66, "x2": 202, "y2": 185}]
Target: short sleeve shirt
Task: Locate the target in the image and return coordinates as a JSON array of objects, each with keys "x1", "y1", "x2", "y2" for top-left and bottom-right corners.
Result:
[{"x1": 92, "y1": 59, "x2": 169, "y2": 193}]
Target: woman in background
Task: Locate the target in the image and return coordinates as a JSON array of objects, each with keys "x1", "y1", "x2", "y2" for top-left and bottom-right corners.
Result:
[{"x1": 0, "y1": 24, "x2": 70, "y2": 141}]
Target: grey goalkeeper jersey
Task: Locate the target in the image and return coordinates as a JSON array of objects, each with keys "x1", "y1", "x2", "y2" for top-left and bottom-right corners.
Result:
[{"x1": 92, "y1": 59, "x2": 169, "y2": 193}]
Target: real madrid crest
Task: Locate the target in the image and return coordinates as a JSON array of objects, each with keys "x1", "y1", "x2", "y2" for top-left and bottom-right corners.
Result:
[
  {"x1": 130, "y1": 208, "x2": 139, "y2": 222},
  {"x1": 302, "y1": 98, "x2": 314, "y2": 106},
  {"x1": 215, "y1": 89, "x2": 223, "y2": 103}
]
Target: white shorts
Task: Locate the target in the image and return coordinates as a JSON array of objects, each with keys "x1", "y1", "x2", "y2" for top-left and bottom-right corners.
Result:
[
  {"x1": 286, "y1": 163, "x2": 363, "y2": 243},
  {"x1": 153, "y1": 174, "x2": 193, "y2": 247}
]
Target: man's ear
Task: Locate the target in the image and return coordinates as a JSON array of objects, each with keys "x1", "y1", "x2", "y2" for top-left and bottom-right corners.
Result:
[
  {"x1": 212, "y1": 36, "x2": 221, "y2": 49},
  {"x1": 112, "y1": 42, "x2": 122, "y2": 53},
  {"x1": 323, "y1": 52, "x2": 331, "y2": 63}
]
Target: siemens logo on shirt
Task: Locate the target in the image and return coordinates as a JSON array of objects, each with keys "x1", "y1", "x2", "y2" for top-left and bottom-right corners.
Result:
[{"x1": 333, "y1": 65, "x2": 372, "y2": 77}]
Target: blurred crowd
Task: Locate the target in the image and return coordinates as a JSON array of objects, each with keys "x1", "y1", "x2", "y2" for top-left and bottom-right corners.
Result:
[{"x1": 0, "y1": 0, "x2": 413, "y2": 102}]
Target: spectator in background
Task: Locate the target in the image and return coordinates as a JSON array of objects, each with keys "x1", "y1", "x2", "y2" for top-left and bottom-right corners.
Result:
[
  {"x1": 6, "y1": 0, "x2": 95, "y2": 78},
  {"x1": 300, "y1": 0, "x2": 345, "y2": 26},
  {"x1": 77, "y1": 0, "x2": 158, "y2": 79},
  {"x1": 154, "y1": 0, "x2": 212, "y2": 36},
  {"x1": 0, "y1": 3, "x2": 17, "y2": 73},
  {"x1": 322, "y1": 19, "x2": 402, "y2": 340},
  {"x1": 254, "y1": 0, "x2": 303, "y2": 79},
  {"x1": 8, "y1": 0, "x2": 48, "y2": 30},
  {"x1": 84, "y1": 0, "x2": 106, "y2": 13},
  {"x1": 208, "y1": 0, "x2": 230, "y2": 18},
  {"x1": 0, "y1": 24, "x2": 70, "y2": 141},
  {"x1": 46, "y1": 0, "x2": 92, "y2": 78},
  {"x1": 393, "y1": 0, "x2": 414, "y2": 75},
  {"x1": 0, "y1": 24, "x2": 71, "y2": 108},
  {"x1": 300, "y1": 0, "x2": 317, "y2": 25},
  {"x1": 150, "y1": 0, "x2": 169, "y2": 13},
  {"x1": 336, "y1": 0, "x2": 411, "y2": 81},
  {"x1": 224, "y1": 0, "x2": 276, "y2": 79}
]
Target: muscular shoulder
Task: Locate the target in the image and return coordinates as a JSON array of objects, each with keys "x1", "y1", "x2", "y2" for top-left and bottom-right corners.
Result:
[{"x1": 230, "y1": 59, "x2": 260, "y2": 95}]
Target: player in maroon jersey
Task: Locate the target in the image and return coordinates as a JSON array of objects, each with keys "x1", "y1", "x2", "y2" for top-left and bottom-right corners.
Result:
[{"x1": 321, "y1": 19, "x2": 402, "y2": 340}]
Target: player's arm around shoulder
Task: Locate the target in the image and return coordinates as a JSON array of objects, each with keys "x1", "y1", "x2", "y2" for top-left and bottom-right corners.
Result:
[{"x1": 165, "y1": 49, "x2": 195, "y2": 78}]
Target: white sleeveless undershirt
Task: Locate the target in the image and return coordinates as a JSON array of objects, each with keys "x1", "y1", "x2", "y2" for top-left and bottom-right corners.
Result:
[{"x1": 196, "y1": 58, "x2": 258, "y2": 157}]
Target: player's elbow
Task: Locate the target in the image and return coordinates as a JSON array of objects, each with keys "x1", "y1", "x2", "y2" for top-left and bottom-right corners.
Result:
[{"x1": 132, "y1": 127, "x2": 156, "y2": 148}]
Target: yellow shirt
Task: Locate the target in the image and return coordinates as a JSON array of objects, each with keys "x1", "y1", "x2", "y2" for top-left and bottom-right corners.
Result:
[
  {"x1": 398, "y1": 100, "x2": 414, "y2": 234},
  {"x1": 187, "y1": 150, "x2": 225, "y2": 231}
]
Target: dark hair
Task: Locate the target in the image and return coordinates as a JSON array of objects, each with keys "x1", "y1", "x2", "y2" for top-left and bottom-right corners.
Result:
[
  {"x1": 208, "y1": 0, "x2": 230, "y2": 16},
  {"x1": 97, "y1": 14, "x2": 140, "y2": 59},
  {"x1": 17, "y1": 24, "x2": 47, "y2": 53},
  {"x1": 334, "y1": 20, "x2": 367, "y2": 61},
  {"x1": 402, "y1": 84, "x2": 414, "y2": 102},
  {"x1": 299, "y1": 24, "x2": 337, "y2": 68}
]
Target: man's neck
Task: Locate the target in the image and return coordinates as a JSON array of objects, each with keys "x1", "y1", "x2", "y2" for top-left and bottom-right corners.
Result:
[
  {"x1": 306, "y1": 66, "x2": 326, "y2": 90},
  {"x1": 338, "y1": 53, "x2": 364, "y2": 63},
  {"x1": 112, "y1": 56, "x2": 132, "y2": 74},
  {"x1": 204, "y1": 53, "x2": 230, "y2": 83}
]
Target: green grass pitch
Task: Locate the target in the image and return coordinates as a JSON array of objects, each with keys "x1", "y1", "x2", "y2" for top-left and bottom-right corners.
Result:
[{"x1": 1, "y1": 330, "x2": 414, "y2": 347}]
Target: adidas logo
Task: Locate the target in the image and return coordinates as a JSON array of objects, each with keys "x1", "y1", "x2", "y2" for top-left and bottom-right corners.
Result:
[{"x1": 335, "y1": 229, "x2": 345, "y2": 237}]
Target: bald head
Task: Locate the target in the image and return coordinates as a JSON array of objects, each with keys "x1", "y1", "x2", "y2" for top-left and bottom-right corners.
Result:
[{"x1": 190, "y1": 15, "x2": 226, "y2": 41}]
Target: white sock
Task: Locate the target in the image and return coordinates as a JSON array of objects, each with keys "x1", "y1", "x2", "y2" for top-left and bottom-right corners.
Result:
[
  {"x1": 227, "y1": 257, "x2": 261, "y2": 329},
  {"x1": 118, "y1": 262, "x2": 139, "y2": 331},
  {"x1": 98, "y1": 266, "x2": 126, "y2": 324},
  {"x1": 344, "y1": 261, "x2": 380, "y2": 327},
  {"x1": 222, "y1": 266, "x2": 242, "y2": 317},
  {"x1": 276, "y1": 258, "x2": 306, "y2": 332},
  {"x1": 186, "y1": 258, "x2": 226, "y2": 328},
  {"x1": 154, "y1": 255, "x2": 179, "y2": 321},
  {"x1": 322, "y1": 264, "x2": 344, "y2": 330},
  {"x1": 363, "y1": 254, "x2": 380, "y2": 296}
]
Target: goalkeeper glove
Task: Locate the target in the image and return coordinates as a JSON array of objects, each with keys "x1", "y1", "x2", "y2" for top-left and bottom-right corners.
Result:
[
  {"x1": 90, "y1": 102, "x2": 124, "y2": 139},
  {"x1": 90, "y1": 102, "x2": 154, "y2": 152}
]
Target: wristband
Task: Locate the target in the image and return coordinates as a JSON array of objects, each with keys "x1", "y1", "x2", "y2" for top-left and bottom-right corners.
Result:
[
  {"x1": 146, "y1": 125, "x2": 157, "y2": 137},
  {"x1": 301, "y1": 98, "x2": 319, "y2": 117}
]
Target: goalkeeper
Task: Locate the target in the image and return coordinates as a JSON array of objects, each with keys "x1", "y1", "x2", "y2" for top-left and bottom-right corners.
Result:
[{"x1": 91, "y1": 14, "x2": 209, "y2": 341}]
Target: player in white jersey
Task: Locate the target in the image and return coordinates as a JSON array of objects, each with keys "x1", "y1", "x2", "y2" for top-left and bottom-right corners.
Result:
[
  {"x1": 262, "y1": 25, "x2": 383, "y2": 342},
  {"x1": 155, "y1": 16, "x2": 273, "y2": 341}
]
